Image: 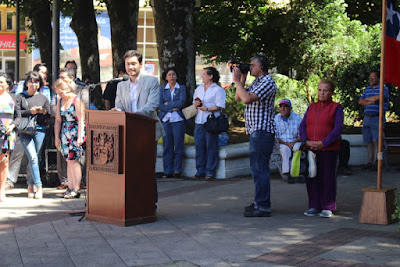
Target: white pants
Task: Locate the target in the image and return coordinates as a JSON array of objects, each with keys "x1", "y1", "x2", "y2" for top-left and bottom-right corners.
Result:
[{"x1": 279, "y1": 142, "x2": 301, "y2": 174}]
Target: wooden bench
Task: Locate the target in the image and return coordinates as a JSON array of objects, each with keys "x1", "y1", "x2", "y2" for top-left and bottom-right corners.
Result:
[
  {"x1": 385, "y1": 137, "x2": 400, "y2": 154},
  {"x1": 385, "y1": 122, "x2": 400, "y2": 154}
]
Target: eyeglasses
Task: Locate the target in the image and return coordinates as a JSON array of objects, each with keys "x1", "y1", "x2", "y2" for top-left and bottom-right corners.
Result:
[{"x1": 28, "y1": 79, "x2": 40, "y2": 84}]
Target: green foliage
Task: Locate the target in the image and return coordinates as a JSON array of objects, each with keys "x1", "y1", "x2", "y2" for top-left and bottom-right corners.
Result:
[
  {"x1": 195, "y1": 0, "x2": 273, "y2": 63},
  {"x1": 273, "y1": 73, "x2": 313, "y2": 116},
  {"x1": 196, "y1": 0, "x2": 397, "y2": 121},
  {"x1": 345, "y1": 0, "x2": 400, "y2": 26},
  {"x1": 224, "y1": 85, "x2": 245, "y2": 125},
  {"x1": 392, "y1": 191, "x2": 400, "y2": 231},
  {"x1": 335, "y1": 23, "x2": 400, "y2": 124},
  {"x1": 345, "y1": 0, "x2": 382, "y2": 25}
]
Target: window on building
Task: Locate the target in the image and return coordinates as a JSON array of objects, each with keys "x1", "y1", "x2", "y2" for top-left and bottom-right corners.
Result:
[
  {"x1": 138, "y1": 9, "x2": 159, "y2": 78},
  {"x1": 6, "y1": 12, "x2": 14, "y2": 31}
]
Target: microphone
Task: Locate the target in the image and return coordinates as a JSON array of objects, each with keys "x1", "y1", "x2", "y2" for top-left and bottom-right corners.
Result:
[
  {"x1": 110, "y1": 74, "x2": 129, "y2": 82},
  {"x1": 87, "y1": 74, "x2": 130, "y2": 91}
]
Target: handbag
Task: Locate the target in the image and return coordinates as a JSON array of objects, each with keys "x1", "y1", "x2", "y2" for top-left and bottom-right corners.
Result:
[
  {"x1": 290, "y1": 150, "x2": 302, "y2": 177},
  {"x1": 292, "y1": 141, "x2": 317, "y2": 178},
  {"x1": 17, "y1": 116, "x2": 37, "y2": 135},
  {"x1": 17, "y1": 97, "x2": 37, "y2": 135},
  {"x1": 204, "y1": 108, "x2": 229, "y2": 134},
  {"x1": 308, "y1": 150, "x2": 317, "y2": 178},
  {"x1": 182, "y1": 104, "x2": 197, "y2": 119}
]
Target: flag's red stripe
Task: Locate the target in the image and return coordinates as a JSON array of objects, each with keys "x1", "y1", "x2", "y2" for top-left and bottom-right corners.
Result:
[{"x1": 385, "y1": 36, "x2": 400, "y2": 87}]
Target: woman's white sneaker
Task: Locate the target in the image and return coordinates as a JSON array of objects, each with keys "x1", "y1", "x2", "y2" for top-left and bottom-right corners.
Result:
[
  {"x1": 319, "y1": 210, "x2": 333, "y2": 218},
  {"x1": 303, "y1": 208, "x2": 320, "y2": 216}
]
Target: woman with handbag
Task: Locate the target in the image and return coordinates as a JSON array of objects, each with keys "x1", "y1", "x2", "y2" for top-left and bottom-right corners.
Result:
[
  {"x1": 192, "y1": 67, "x2": 226, "y2": 180},
  {"x1": 299, "y1": 79, "x2": 343, "y2": 218},
  {"x1": 16, "y1": 71, "x2": 50, "y2": 199},
  {"x1": 158, "y1": 67, "x2": 186, "y2": 178},
  {"x1": 53, "y1": 78, "x2": 86, "y2": 199},
  {"x1": 0, "y1": 73, "x2": 20, "y2": 202}
]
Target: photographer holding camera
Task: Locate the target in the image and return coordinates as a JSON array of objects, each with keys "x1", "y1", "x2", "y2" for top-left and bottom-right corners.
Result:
[
  {"x1": 233, "y1": 55, "x2": 277, "y2": 217},
  {"x1": 0, "y1": 72, "x2": 20, "y2": 202}
]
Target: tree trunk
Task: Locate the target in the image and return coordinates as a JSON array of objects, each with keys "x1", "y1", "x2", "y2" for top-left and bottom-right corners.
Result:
[
  {"x1": 152, "y1": 0, "x2": 196, "y2": 104},
  {"x1": 27, "y1": 0, "x2": 53, "y2": 83},
  {"x1": 104, "y1": 0, "x2": 139, "y2": 77},
  {"x1": 70, "y1": 0, "x2": 100, "y2": 83},
  {"x1": 305, "y1": 80, "x2": 312, "y2": 103}
]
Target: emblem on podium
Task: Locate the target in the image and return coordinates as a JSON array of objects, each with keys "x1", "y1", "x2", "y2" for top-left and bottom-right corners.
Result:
[{"x1": 87, "y1": 124, "x2": 122, "y2": 173}]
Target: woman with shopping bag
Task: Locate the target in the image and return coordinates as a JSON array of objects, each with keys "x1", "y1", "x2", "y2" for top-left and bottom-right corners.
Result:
[{"x1": 299, "y1": 79, "x2": 344, "y2": 218}]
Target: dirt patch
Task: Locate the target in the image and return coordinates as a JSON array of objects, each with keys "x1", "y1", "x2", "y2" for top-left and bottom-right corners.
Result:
[{"x1": 228, "y1": 126, "x2": 249, "y2": 144}]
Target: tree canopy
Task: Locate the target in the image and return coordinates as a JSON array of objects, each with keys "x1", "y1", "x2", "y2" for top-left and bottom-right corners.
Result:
[{"x1": 195, "y1": 0, "x2": 399, "y2": 124}]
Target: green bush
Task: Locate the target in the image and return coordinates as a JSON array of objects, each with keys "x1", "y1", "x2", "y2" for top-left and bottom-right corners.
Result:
[
  {"x1": 224, "y1": 85, "x2": 245, "y2": 126},
  {"x1": 273, "y1": 73, "x2": 316, "y2": 117}
]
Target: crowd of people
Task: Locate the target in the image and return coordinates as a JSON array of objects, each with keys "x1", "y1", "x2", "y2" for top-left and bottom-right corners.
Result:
[
  {"x1": 0, "y1": 61, "x2": 88, "y2": 201},
  {"x1": 0, "y1": 50, "x2": 385, "y2": 220}
]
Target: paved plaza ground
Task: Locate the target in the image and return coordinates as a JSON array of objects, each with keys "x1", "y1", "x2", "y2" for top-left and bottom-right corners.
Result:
[{"x1": 0, "y1": 167, "x2": 400, "y2": 266}]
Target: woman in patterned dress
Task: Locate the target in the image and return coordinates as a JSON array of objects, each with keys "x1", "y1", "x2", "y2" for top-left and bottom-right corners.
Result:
[
  {"x1": 0, "y1": 73, "x2": 20, "y2": 202},
  {"x1": 53, "y1": 78, "x2": 86, "y2": 199}
]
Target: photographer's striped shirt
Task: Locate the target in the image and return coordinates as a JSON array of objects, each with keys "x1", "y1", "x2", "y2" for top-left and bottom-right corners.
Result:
[{"x1": 244, "y1": 73, "x2": 277, "y2": 135}]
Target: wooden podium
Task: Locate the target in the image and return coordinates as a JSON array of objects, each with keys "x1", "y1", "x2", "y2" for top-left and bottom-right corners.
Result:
[{"x1": 85, "y1": 110, "x2": 157, "y2": 226}]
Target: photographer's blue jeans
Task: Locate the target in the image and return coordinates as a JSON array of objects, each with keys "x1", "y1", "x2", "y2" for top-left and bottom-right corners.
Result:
[
  {"x1": 194, "y1": 123, "x2": 218, "y2": 176},
  {"x1": 249, "y1": 130, "x2": 275, "y2": 211},
  {"x1": 19, "y1": 129, "x2": 46, "y2": 187}
]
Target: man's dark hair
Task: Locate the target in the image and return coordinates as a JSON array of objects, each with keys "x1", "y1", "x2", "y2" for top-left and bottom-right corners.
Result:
[
  {"x1": 204, "y1": 67, "x2": 220, "y2": 83},
  {"x1": 23, "y1": 71, "x2": 43, "y2": 91},
  {"x1": 64, "y1": 60, "x2": 78, "y2": 69},
  {"x1": 162, "y1": 67, "x2": 179, "y2": 81},
  {"x1": 370, "y1": 70, "x2": 380, "y2": 79},
  {"x1": 251, "y1": 55, "x2": 269, "y2": 72},
  {"x1": 123, "y1": 50, "x2": 143, "y2": 63},
  {"x1": 33, "y1": 63, "x2": 47, "y2": 72},
  {"x1": 59, "y1": 67, "x2": 75, "y2": 79}
]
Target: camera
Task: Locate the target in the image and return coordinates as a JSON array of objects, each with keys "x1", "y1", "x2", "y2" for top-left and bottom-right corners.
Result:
[{"x1": 229, "y1": 58, "x2": 251, "y2": 74}]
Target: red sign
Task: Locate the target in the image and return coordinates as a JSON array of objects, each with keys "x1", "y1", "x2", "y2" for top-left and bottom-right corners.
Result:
[{"x1": 0, "y1": 34, "x2": 27, "y2": 50}]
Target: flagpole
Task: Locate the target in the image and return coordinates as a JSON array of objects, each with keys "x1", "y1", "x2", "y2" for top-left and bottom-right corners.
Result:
[
  {"x1": 377, "y1": 0, "x2": 387, "y2": 190},
  {"x1": 359, "y1": 0, "x2": 396, "y2": 225}
]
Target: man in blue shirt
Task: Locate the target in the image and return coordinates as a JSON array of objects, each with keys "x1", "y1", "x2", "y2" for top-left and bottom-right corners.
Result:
[
  {"x1": 358, "y1": 71, "x2": 389, "y2": 169},
  {"x1": 274, "y1": 98, "x2": 302, "y2": 183}
]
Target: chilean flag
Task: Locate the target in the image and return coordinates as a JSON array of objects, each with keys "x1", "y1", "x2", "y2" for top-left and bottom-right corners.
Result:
[{"x1": 385, "y1": 0, "x2": 400, "y2": 87}]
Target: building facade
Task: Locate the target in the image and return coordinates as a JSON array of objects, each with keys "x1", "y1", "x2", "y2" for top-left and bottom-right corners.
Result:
[{"x1": 0, "y1": 5, "x2": 29, "y2": 82}]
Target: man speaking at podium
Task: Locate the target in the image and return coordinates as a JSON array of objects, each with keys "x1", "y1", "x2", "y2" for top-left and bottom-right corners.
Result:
[
  {"x1": 113, "y1": 50, "x2": 164, "y2": 140},
  {"x1": 112, "y1": 50, "x2": 164, "y2": 206}
]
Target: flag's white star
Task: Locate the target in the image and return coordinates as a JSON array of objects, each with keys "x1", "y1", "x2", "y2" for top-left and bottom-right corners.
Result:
[{"x1": 387, "y1": 2, "x2": 397, "y2": 24}]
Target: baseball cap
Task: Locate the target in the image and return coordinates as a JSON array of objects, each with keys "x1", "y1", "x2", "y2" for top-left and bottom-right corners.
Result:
[{"x1": 279, "y1": 98, "x2": 291, "y2": 107}]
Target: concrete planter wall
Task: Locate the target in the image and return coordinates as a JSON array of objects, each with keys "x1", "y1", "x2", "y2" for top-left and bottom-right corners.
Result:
[
  {"x1": 341, "y1": 134, "x2": 368, "y2": 166},
  {"x1": 156, "y1": 134, "x2": 367, "y2": 179},
  {"x1": 156, "y1": 142, "x2": 279, "y2": 180}
]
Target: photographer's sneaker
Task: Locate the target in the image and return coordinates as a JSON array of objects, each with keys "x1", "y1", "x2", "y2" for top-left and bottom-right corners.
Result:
[
  {"x1": 319, "y1": 210, "x2": 333, "y2": 218},
  {"x1": 303, "y1": 208, "x2": 321, "y2": 216},
  {"x1": 244, "y1": 203, "x2": 255, "y2": 212}
]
